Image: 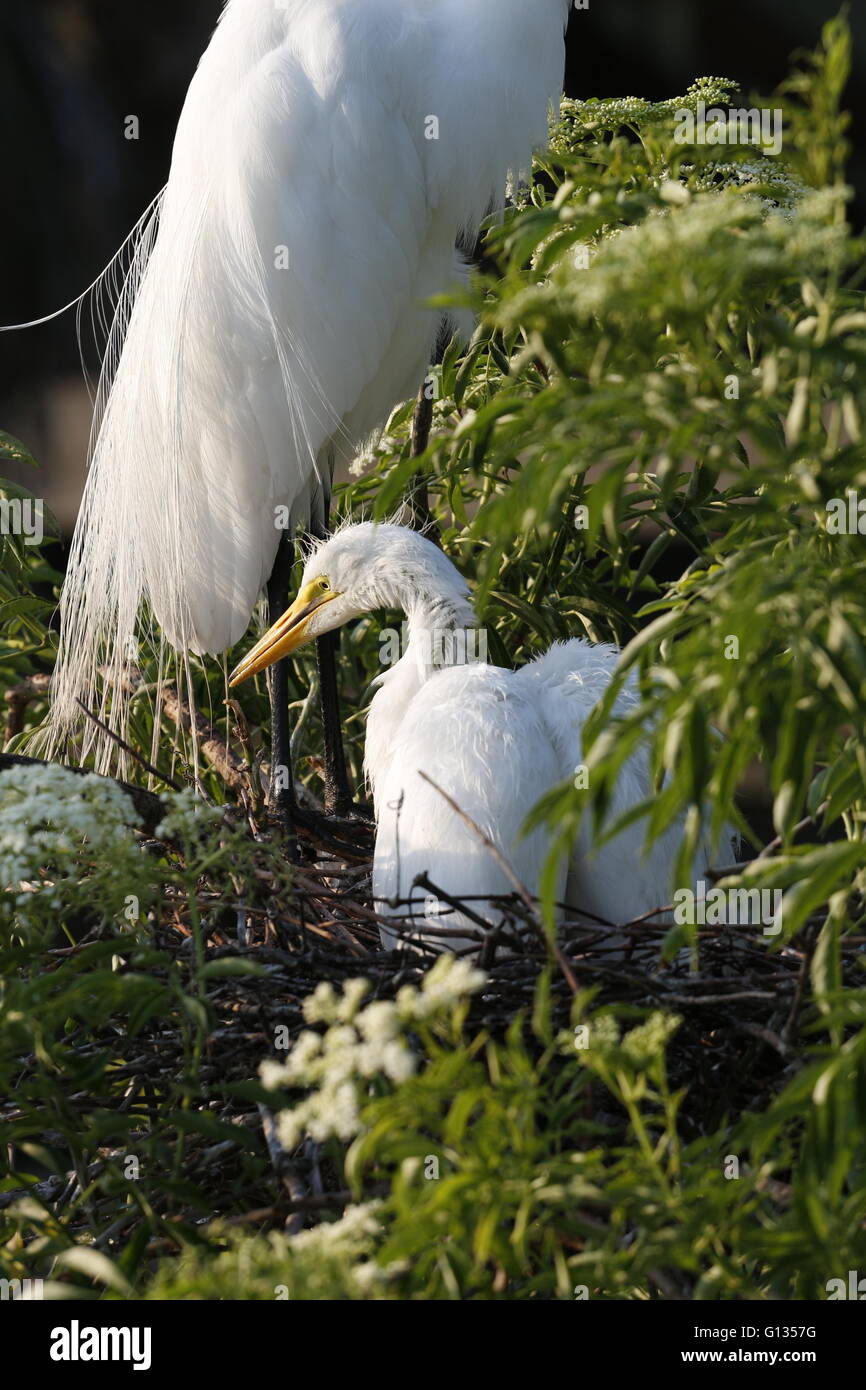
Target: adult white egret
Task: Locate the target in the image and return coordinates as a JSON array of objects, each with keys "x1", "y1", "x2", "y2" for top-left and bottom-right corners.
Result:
[
  {"x1": 35, "y1": 0, "x2": 572, "y2": 826},
  {"x1": 230, "y1": 522, "x2": 728, "y2": 950}
]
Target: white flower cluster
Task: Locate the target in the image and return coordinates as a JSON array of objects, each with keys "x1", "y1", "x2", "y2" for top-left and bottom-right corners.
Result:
[
  {"x1": 291, "y1": 1200, "x2": 381, "y2": 1255},
  {"x1": 559, "y1": 1009, "x2": 680, "y2": 1069},
  {"x1": 349, "y1": 433, "x2": 401, "y2": 478},
  {"x1": 260, "y1": 955, "x2": 486, "y2": 1150},
  {"x1": 404, "y1": 952, "x2": 487, "y2": 1016},
  {"x1": 349, "y1": 374, "x2": 457, "y2": 478},
  {"x1": 155, "y1": 787, "x2": 225, "y2": 842},
  {"x1": 0, "y1": 763, "x2": 141, "y2": 924},
  {"x1": 547, "y1": 186, "x2": 849, "y2": 325},
  {"x1": 553, "y1": 81, "x2": 739, "y2": 154},
  {"x1": 690, "y1": 159, "x2": 808, "y2": 211},
  {"x1": 289, "y1": 1201, "x2": 402, "y2": 1295},
  {"x1": 621, "y1": 1010, "x2": 681, "y2": 1065}
]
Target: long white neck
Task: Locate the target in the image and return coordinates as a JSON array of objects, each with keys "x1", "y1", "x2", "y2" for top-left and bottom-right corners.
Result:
[{"x1": 363, "y1": 580, "x2": 480, "y2": 810}]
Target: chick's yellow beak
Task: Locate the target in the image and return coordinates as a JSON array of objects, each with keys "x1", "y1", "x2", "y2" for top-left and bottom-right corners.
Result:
[{"x1": 228, "y1": 581, "x2": 340, "y2": 686}]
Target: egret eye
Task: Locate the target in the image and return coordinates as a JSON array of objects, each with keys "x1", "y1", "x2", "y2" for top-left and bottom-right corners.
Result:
[{"x1": 318, "y1": 577, "x2": 330, "y2": 592}]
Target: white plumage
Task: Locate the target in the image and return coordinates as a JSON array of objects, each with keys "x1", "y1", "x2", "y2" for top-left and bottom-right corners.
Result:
[
  {"x1": 229, "y1": 522, "x2": 729, "y2": 951},
  {"x1": 45, "y1": 0, "x2": 571, "y2": 766}
]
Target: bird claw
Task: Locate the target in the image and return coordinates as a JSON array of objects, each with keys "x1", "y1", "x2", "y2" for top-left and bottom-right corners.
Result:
[
  {"x1": 269, "y1": 795, "x2": 372, "y2": 860},
  {"x1": 324, "y1": 797, "x2": 375, "y2": 826}
]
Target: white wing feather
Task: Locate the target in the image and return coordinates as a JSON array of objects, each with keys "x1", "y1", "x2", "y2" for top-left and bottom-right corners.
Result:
[
  {"x1": 372, "y1": 663, "x2": 565, "y2": 951},
  {"x1": 374, "y1": 636, "x2": 735, "y2": 948},
  {"x1": 521, "y1": 639, "x2": 733, "y2": 925}
]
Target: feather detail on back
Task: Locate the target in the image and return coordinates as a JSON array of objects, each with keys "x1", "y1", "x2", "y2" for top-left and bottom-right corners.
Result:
[
  {"x1": 372, "y1": 663, "x2": 565, "y2": 952},
  {"x1": 371, "y1": 627, "x2": 736, "y2": 948}
]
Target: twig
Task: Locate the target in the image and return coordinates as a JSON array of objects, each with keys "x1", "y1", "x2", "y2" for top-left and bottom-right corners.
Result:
[
  {"x1": 729, "y1": 1020, "x2": 795, "y2": 1059},
  {"x1": 407, "y1": 378, "x2": 440, "y2": 541},
  {"x1": 160, "y1": 687, "x2": 247, "y2": 790},
  {"x1": 76, "y1": 697, "x2": 182, "y2": 790},
  {"x1": 417, "y1": 770, "x2": 579, "y2": 994},
  {"x1": 783, "y1": 929, "x2": 815, "y2": 1046},
  {"x1": 258, "y1": 1104, "x2": 309, "y2": 1236}
]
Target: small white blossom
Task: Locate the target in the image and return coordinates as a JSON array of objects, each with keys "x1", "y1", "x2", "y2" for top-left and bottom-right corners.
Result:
[
  {"x1": 304, "y1": 980, "x2": 338, "y2": 1024},
  {"x1": 155, "y1": 788, "x2": 223, "y2": 841},
  {"x1": 336, "y1": 977, "x2": 370, "y2": 1022},
  {"x1": 260, "y1": 957, "x2": 487, "y2": 1147},
  {"x1": 357, "y1": 1000, "x2": 400, "y2": 1043},
  {"x1": 291, "y1": 1201, "x2": 382, "y2": 1256},
  {"x1": 0, "y1": 764, "x2": 143, "y2": 934}
]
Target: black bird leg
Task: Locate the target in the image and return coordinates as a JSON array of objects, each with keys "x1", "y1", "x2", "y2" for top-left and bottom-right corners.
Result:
[
  {"x1": 407, "y1": 365, "x2": 441, "y2": 545},
  {"x1": 311, "y1": 486, "x2": 362, "y2": 819},
  {"x1": 315, "y1": 624, "x2": 354, "y2": 817},
  {"x1": 266, "y1": 529, "x2": 296, "y2": 834},
  {"x1": 265, "y1": 529, "x2": 363, "y2": 855}
]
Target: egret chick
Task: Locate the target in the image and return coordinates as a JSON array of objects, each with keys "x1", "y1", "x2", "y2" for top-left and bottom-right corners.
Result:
[{"x1": 230, "y1": 523, "x2": 730, "y2": 951}]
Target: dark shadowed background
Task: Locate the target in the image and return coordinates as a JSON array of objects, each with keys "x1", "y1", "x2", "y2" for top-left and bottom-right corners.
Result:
[{"x1": 1, "y1": 0, "x2": 863, "y2": 533}]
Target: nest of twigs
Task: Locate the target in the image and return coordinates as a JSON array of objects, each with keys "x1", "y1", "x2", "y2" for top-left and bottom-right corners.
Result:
[
  {"x1": 181, "y1": 824, "x2": 838, "y2": 1136},
  {"x1": 4, "y1": 793, "x2": 861, "y2": 1239}
]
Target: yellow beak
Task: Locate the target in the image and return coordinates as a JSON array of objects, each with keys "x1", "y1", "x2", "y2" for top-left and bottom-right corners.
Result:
[{"x1": 228, "y1": 582, "x2": 341, "y2": 686}]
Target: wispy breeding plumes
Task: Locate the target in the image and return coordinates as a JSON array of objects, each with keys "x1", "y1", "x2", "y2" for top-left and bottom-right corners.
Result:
[{"x1": 38, "y1": 0, "x2": 569, "y2": 771}]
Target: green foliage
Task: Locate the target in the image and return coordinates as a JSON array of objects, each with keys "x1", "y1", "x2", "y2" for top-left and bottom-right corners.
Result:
[
  {"x1": 0, "y1": 771, "x2": 297, "y2": 1299},
  {"x1": 0, "y1": 442, "x2": 60, "y2": 711},
  {"x1": 146, "y1": 970, "x2": 866, "y2": 1301},
  {"x1": 2, "y1": 15, "x2": 866, "y2": 1301},
  {"x1": 0, "y1": 764, "x2": 152, "y2": 941}
]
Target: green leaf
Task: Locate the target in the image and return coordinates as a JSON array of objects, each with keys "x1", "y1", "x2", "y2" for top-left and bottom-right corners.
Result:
[
  {"x1": 54, "y1": 1247, "x2": 134, "y2": 1298},
  {"x1": 198, "y1": 958, "x2": 267, "y2": 980},
  {"x1": 0, "y1": 433, "x2": 38, "y2": 468}
]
